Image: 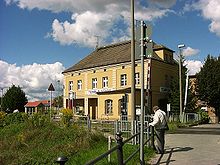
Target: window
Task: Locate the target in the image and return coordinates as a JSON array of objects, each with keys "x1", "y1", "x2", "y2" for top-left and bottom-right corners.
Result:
[
  {"x1": 120, "y1": 74, "x2": 127, "y2": 86},
  {"x1": 135, "y1": 73, "x2": 140, "y2": 85},
  {"x1": 105, "y1": 99, "x2": 113, "y2": 115},
  {"x1": 92, "y1": 78, "x2": 97, "y2": 89},
  {"x1": 69, "y1": 81, "x2": 73, "y2": 91},
  {"x1": 102, "y1": 77, "x2": 108, "y2": 88},
  {"x1": 77, "y1": 80, "x2": 82, "y2": 90}
]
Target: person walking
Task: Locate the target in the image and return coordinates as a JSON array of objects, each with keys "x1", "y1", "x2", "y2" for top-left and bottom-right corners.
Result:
[{"x1": 149, "y1": 106, "x2": 168, "y2": 154}]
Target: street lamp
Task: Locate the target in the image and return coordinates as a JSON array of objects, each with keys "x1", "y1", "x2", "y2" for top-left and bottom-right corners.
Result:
[{"x1": 178, "y1": 44, "x2": 185, "y2": 122}]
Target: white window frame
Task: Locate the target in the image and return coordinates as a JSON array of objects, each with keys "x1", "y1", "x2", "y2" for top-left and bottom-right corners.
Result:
[
  {"x1": 69, "y1": 81, "x2": 73, "y2": 91},
  {"x1": 102, "y1": 76, "x2": 108, "y2": 88},
  {"x1": 135, "y1": 72, "x2": 140, "y2": 85},
  {"x1": 92, "y1": 78, "x2": 98, "y2": 89},
  {"x1": 105, "y1": 99, "x2": 113, "y2": 115},
  {"x1": 120, "y1": 74, "x2": 127, "y2": 86},
  {"x1": 77, "y1": 80, "x2": 82, "y2": 90}
]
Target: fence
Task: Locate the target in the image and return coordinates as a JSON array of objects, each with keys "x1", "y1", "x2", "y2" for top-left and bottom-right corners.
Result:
[
  {"x1": 55, "y1": 116, "x2": 155, "y2": 164},
  {"x1": 85, "y1": 126, "x2": 154, "y2": 165},
  {"x1": 114, "y1": 115, "x2": 152, "y2": 144},
  {"x1": 169, "y1": 113, "x2": 200, "y2": 123}
]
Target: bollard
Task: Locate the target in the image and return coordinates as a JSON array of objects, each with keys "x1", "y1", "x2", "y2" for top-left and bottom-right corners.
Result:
[
  {"x1": 115, "y1": 132, "x2": 124, "y2": 165},
  {"x1": 56, "y1": 156, "x2": 68, "y2": 165}
]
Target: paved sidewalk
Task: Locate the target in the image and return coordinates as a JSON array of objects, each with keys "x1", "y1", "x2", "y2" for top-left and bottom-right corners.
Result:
[{"x1": 149, "y1": 124, "x2": 220, "y2": 165}]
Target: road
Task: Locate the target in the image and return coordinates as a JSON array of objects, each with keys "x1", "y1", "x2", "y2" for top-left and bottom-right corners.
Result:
[{"x1": 149, "y1": 124, "x2": 220, "y2": 165}]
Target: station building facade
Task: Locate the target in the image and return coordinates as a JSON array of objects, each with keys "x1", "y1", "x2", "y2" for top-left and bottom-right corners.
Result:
[{"x1": 62, "y1": 41, "x2": 178, "y2": 120}]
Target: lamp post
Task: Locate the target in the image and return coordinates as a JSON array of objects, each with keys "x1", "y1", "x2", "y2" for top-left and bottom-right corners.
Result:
[{"x1": 178, "y1": 44, "x2": 185, "y2": 122}]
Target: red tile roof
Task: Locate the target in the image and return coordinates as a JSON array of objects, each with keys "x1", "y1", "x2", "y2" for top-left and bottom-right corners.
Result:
[
  {"x1": 25, "y1": 101, "x2": 42, "y2": 107},
  {"x1": 25, "y1": 100, "x2": 50, "y2": 107}
]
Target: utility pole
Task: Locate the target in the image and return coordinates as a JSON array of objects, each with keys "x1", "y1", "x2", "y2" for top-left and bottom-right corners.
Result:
[
  {"x1": 140, "y1": 21, "x2": 145, "y2": 165},
  {"x1": 130, "y1": 0, "x2": 136, "y2": 139},
  {"x1": 183, "y1": 72, "x2": 189, "y2": 118},
  {"x1": 178, "y1": 44, "x2": 185, "y2": 122}
]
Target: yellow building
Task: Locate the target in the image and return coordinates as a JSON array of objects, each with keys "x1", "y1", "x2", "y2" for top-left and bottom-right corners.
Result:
[{"x1": 62, "y1": 41, "x2": 178, "y2": 120}]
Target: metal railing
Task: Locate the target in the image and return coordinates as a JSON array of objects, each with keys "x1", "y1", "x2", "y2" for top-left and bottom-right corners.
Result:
[{"x1": 85, "y1": 126, "x2": 154, "y2": 165}]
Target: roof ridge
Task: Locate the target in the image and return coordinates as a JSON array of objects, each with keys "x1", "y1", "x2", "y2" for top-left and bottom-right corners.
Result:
[{"x1": 97, "y1": 40, "x2": 130, "y2": 50}]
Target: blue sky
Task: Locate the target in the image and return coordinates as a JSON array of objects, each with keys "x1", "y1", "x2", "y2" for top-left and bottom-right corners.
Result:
[{"x1": 0, "y1": 0, "x2": 220, "y2": 101}]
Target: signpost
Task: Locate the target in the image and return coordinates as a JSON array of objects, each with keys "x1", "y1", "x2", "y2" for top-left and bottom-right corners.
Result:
[
  {"x1": 139, "y1": 21, "x2": 153, "y2": 165},
  {"x1": 48, "y1": 83, "x2": 55, "y2": 119}
]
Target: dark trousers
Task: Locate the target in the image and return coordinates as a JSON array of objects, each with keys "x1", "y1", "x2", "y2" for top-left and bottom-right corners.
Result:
[{"x1": 155, "y1": 129, "x2": 165, "y2": 153}]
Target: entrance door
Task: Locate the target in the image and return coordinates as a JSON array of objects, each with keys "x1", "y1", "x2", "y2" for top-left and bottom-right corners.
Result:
[
  {"x1": 92, "y1": 106, "x2": 96, "y2": 119},
  {"x1": 88, "y1": 98, "x2": 98, "y2": 120}
]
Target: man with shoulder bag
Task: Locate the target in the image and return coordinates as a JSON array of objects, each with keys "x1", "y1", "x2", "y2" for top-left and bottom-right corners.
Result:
[{"x1": 149, "y1": 106, "x2": 169, "y2": 154}]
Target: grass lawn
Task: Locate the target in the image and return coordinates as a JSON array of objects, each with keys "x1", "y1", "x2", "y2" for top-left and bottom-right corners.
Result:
[{"x1": 0, "y1": 117, "x2": 154, "y2": 165}]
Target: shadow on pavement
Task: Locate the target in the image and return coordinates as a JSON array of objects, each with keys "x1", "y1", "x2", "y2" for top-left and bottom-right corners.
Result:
[
  {"x1": 166, "y1": 146, "x2": 193, "y2": 153},
  {"x1": 152, "y1": 147, "x2": 193, "y2": 165},
  {"x1": 172, "y1": 127, "x2": 220, "y2": 135}
]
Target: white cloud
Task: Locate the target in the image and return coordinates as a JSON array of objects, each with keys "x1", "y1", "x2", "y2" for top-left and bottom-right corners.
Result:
[
  {"x1": 149, "y1": 0, "x2": 176, "y2": 8},
  {"x1": 184, "y1": 60, "x2": 203, "y2": 75},
  {"x1": 185, "y1": 0, "x2": 220, "y2": 37},
  {"x1": 6, "y1": 0, "x2": 175, "y2": 47},
  {"x1": 0, "y1": 60, "x2": 64, "y2": 101},
  {"x1": 183, "y1": 47, "x2": 200, "y2": 57}
]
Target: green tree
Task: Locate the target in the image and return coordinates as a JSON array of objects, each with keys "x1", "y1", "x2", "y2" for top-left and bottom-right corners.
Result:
[
  {"x1": 169, "y1": 77, "x2": 180, "y2": 114},
  {"x1": 2, "y1": 85, "x2": 27, "y2": 113},
  {"x1": 196, "y1": 55, "x2": 220, "y2": 118},
  {"x1": 169, "y1": 63, "x2": 188, "y2": 115},
  {"x1": 185, "y1": 87, "x2": 198, "y2": 113}
]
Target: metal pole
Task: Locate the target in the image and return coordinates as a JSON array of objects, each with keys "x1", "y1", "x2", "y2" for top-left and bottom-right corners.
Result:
[
  {"x1": 130, "y1": 0, "x2": 136, "y2": 139},
  {"x1": 179, "y1": 48, "x2": 183, "y2": 122},
  {"x1": 115, "y1": 132, "x2": 123, "y2": 165},
  {"x1": 183, "y1": 72, "x2": 189, "y2": 122},
  {"x1": 140, "y1": 20, "x2": 145, "y2": 165},
  {"x1": 50, "y1": 91, "x2": 52, "y2": 119}
]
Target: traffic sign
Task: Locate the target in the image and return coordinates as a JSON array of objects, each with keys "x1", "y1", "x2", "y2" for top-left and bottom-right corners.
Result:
[{"x1": 48, "y1": 83, "x2": 55, "y2": 91}]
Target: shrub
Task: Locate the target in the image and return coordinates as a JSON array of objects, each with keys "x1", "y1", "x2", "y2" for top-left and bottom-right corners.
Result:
[
  {"x1": 0, "y1": 111, "x2": 6, "y2": 126},
  {"x1": 3, "y1": 112, "x2": 28, "y2": 126},
  {"x1": 28, "y1": 113, "x2": 50, "y2": 128},
  {"x1": 198, "y1": 110, "x2": 210, "y2": 124},
  {"x1": 60, "y1": 108, "x2": 73, "y2": 127}
]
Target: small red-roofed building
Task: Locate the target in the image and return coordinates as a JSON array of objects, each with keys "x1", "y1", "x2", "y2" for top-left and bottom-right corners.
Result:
[{"x1": 24, "y1": 100, "x2": 51, "y2": 114}]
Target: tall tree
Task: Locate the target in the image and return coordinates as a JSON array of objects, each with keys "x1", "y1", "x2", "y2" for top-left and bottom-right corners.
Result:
[
  {"x1": 196, "y1": 55, "x2": 220, "y2": 118},
  {"x1": 185, "y1": 87, "x2": 198, "y2": 113},
  {"x1": 2, "y1": 85, "x2": 27, "y2": 113},
  {"x1": 169, "y1": 62, "x2": 187, "y2": 115}
]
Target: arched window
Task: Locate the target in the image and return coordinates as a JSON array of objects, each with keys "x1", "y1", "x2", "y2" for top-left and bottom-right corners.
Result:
[{"x1": 105, "y1": 99, "x2": 113, "y2": 115}]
